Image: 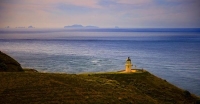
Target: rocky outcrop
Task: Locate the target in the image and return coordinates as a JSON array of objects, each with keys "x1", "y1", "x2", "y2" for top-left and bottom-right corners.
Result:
[{"x1": 0, "y1": 51, "x2": 23, "y2": 72}]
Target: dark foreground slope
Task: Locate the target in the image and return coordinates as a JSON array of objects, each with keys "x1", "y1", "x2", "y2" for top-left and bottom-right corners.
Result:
[
  {"x1": 0, "y1": 72, "x2": 199, "y2": 104},
  {"x1": 0, "y1": 51, "x2": 23, "y2": 72}
]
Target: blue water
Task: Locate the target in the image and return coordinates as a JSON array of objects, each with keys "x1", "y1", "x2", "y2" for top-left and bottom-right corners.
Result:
[{"x1": 0, "y1": 31, "x2": 200, "y2": 96}]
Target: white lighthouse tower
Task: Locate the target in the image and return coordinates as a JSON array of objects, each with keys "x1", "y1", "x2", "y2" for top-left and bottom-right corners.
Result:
[{"x1": 125, "y1": 57, "x2": 133, "y2": 72}]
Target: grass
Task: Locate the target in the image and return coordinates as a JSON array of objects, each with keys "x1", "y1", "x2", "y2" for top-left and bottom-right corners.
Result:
[
  {"x1": 0, "y1": 71, "x2": 199, "y2": 104},
  {"x1": 1, "y1": 52, "x2": 199, "y2": 103}
]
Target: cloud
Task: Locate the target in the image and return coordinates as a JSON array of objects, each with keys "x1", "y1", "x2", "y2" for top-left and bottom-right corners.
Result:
[
  {"x1": 0, "y1": 0, "x2": 199, "y2": 28},
  {"x1": 117, "y1": 0, "x2": 152, "y2": 5},
  {"x1": 18, "y1": 0, "x2": 101, "y2": 9}
]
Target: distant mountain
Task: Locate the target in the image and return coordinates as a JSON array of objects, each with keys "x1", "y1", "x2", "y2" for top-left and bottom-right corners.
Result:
[
  {"x1": 28, "y1": 26, "x2": 35, "y2": 28},
  {"x1": 64, "y1": 24, "x2": 99, "y2": 29},
  {"x1": 64, "y1": 24, "x2": 83, "y2": 28},
  {"x1": 85, "y1": 26, "x2": 99, "y2": 29},
  {"x1": 115, "y1": 26, "x2": 119, "y2": 28}
]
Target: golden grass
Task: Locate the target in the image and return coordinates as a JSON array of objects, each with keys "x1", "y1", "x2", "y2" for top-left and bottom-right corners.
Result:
[{"x1": 0, "y1": 71, "x2": 199, "y2": 104}]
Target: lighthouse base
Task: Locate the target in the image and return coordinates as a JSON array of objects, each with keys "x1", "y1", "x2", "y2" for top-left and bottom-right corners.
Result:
[{"x1": 118, "y1": 69, "x2": 145, "y2": 73}]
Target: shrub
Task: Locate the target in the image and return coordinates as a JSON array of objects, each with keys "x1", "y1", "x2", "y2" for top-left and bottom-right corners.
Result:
[
  {"x1": 0, "y1": 62, "x2": 7, "y2": 71},
  {"x1": 196, "y1": 99, "x2": 200, "y2": 104},
  {"x1": 183, "y1": 90, "x2": 191, "y2": 97}
]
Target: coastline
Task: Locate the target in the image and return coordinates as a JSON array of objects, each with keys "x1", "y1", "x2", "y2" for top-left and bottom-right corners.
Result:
[{"x1": 1, "y1": 51, "x2": 200, "y2": 103}]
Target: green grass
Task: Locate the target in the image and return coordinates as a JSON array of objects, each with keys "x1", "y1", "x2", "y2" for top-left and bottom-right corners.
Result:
[{"x1": 0, "y1": 72, "x2": 199, "y2": 104}]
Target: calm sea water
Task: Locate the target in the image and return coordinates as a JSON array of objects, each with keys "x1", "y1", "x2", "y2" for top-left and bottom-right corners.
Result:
[{"x1": 0, "y1": 31, "x2": 200, "y2": 96}]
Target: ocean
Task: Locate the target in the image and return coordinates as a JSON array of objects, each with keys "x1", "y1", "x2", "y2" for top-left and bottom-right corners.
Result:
[{"x1": 0, "y1": 30, "x2": 200, "y2": 96}]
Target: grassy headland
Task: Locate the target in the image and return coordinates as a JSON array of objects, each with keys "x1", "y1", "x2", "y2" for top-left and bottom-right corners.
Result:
[
  {"x1": 0, "y1": 51, "x2": 199, "y2": 103},
  {"x1": 0, "y1": 71, "x2": 199, "y2": 104}
]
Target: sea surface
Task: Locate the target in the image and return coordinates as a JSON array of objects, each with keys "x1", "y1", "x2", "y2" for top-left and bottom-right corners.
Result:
[{"x1": 0, "y1": 30, "x2": 200, "y2": 96}]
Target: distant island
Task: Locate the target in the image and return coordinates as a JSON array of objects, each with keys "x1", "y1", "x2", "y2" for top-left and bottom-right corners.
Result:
[
  {"x1": 64, "y1": 24, "x2": 99, "y2": 29},
  {"x1": 0, "y1": 27, "x2": 200, "y2": 36},
  {"x1": 63, "y1": 25, "x2": 200, "y2": 32},
  {"x1": 28, "y1": 26, "x2": 35, "y2": 28},
  {"x1": 3, "y1": 26, "x2": 35, "y2": 29}
]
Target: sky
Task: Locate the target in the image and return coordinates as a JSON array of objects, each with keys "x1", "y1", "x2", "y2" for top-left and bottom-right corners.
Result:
[{"x1": 0, "y1": 0, "x2": 200, "y2": 28}]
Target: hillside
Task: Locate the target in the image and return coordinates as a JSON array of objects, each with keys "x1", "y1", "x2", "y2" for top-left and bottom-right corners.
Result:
[
  {"x1": 0, "y1": 72, "x2": 199, "y2": 104},
  {"x1": 0, "y1": 52, "x2": 199, "y2": 103},
  {"x1": 0, "y1": 51, "x2": 23, "y2": 72}
]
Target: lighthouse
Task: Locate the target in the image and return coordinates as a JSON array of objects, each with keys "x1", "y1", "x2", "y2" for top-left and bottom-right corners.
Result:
[{"x1": 125, "y1": 57, "x2": 133, "y2": 72}]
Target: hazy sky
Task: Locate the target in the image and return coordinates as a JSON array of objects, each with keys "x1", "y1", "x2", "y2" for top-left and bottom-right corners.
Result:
[{"x1": 0, "y1": 0, "x2": 200, "y2": 28}]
